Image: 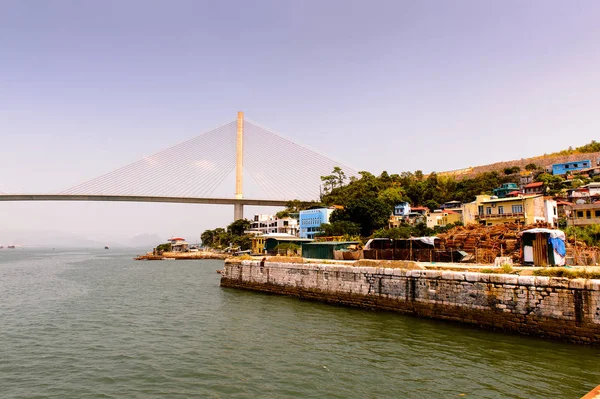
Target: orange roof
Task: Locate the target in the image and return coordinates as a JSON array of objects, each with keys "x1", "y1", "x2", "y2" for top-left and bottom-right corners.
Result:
[
  {"x1": 556, "y1": 201, "x2": 572, "y2": 205},
  {"x1": 524, "y1": 182, "x2": 544, "y2": 188}
]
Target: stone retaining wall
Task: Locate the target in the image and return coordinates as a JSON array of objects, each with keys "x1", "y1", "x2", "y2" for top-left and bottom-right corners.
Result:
[{"x1": 220, "y1": 260, "x2": 600, "y2": 344}]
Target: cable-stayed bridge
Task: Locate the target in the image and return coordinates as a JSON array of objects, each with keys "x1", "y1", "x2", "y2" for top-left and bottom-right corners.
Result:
[{"x1": 0, "y1": 112, "x2": 358, "y2": 220}]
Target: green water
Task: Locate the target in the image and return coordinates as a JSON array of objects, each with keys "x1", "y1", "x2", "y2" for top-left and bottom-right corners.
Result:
[{"x1": 1, "y1": 248, "x2": 598, "y2": 398}]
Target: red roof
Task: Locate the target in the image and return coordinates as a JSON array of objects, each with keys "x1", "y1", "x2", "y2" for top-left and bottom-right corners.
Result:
[
  {"x1": 507, "y1": 190, "x2": 521, "y2": 196},
  {"x1": 556, "y1": 201, "x2": 573, "y2": 205},
  {"x1": 411, "y1": 206, "x2": 429, "y2": 211},
  {"x1": 444, "y1": 209, "x2": 459, "y2": 214},
  {"x1": 524, "y1": 182, "x2": 544, "y2": 188},
  {"x1": 170, "y1": 237, "x2": 185, "y2": 241}
]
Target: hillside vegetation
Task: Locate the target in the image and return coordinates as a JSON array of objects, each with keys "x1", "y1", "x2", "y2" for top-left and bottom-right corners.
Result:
[{"x1": 438, "y1": 140, "x2": 600, "y2": 180}]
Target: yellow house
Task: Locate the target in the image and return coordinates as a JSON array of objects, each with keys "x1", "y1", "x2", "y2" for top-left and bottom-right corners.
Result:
[
  {"x1": 426, "y1": 209, "x2": 462, "y2": 228},
  {"x1": 462, "y1": 194, "x2": 557, "y2": 226},
  {"x1": 566, "y1": 203, "x2": 600, "y2": 226},
  {"x1": 251, "y1": 236, "x2": 266, "y2": 254}
]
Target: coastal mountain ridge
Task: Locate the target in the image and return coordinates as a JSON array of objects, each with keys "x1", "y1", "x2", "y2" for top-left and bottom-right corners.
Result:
[{"x1": 435, "y1": 150, "x2": 600, "y2": 180}]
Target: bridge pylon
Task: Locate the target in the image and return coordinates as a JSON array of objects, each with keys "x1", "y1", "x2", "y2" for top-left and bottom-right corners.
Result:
[{"x1": 234, "y1": 111, "x2": 244, "y2": 220}]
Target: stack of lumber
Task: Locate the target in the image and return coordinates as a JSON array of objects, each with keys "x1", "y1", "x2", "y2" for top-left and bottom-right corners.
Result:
[
  {"x1": 437, "y1": 222, "x2": 551, "y2": 263},
  {"x1": 436, "y1": 222, "x2": 600, "y2": 265}
]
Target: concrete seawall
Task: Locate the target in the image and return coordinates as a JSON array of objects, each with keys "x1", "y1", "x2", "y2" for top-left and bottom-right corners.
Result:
[{"x1": 220, "y1": 260, "x2": 600, "y2": 344}]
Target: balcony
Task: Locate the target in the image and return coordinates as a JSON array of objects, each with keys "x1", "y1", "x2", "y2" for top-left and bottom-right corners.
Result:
[
  {"x1": 476, "y1": 212, "x2": 524, "y2": 220},
  {"x1": 568, "y1": 217, "x2": 600, "y2": 226}
]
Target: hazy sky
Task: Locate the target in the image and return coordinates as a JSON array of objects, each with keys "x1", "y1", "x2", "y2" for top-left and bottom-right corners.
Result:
[{"x1": 1, "y1": 1, "x2": 599, "y2": 244}]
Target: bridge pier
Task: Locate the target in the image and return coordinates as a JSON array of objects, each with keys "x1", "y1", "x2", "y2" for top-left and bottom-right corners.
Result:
[{"x1": 234, "y1": 203, "x2": 244, "y2": 221}]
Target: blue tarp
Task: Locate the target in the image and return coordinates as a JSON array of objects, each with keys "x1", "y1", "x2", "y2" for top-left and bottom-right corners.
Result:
[{"x1": 548, "y1": 237, "x2": 566, "y2": 256}]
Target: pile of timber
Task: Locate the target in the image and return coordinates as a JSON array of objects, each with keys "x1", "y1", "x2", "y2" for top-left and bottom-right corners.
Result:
[
  {"x1": 435, "y1": 223, "x2": 600, "y2": 265},
  {"x1": 436, "y1": 222, "x2": 551, "y2": 263},
  {"x1": 566, "y1": 241, "x2": 600, "y2": 266}
]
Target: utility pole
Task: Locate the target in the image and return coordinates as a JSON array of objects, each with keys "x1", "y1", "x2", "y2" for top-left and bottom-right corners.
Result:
[{"x1": 234, "y1": 111, "x2": 244, "y2": 220}]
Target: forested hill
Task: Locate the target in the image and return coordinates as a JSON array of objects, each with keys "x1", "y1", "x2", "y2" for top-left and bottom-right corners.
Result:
[{"x1": 319, "y1": 142, "x2": 600, "y2": 237}]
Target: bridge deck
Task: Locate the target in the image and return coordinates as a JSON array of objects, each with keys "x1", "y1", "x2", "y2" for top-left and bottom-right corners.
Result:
[{"x1": 0, "y1": 194, "x2": 289, "y2": 207}]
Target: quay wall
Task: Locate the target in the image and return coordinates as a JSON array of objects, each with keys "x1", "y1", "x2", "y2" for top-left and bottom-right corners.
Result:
[{"x1": 220, "y1": 260, "x2": 600, "y2": 344}]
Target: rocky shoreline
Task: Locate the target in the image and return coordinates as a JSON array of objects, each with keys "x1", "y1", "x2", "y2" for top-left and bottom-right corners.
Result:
[{"x1": 135, "y1": 251, "x2": 228, "y2": 260}]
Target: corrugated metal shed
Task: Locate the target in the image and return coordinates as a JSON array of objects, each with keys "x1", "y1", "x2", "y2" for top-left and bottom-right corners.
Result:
[{"x1": 301, "y1": 241, "x2": 360, "y2": 260}]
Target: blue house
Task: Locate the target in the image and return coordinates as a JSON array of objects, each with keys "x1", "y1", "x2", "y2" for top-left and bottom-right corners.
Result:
[
  {"x1": 299, "y1": 208, "x2": 335, "y2": 239},
  {"x1": 552, "y1": 160, "x2": 592, "y2": 175},
  {"x1": 493, "y1": 183, "x2": 519, "y2": 198},
  {"x1": 393, "y1": 202, "x2": 411, "y2": 216}
]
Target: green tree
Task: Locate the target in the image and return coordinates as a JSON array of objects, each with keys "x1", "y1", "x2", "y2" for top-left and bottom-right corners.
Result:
[
  {"x1": 536, "y1": 173, "x2": 565, "y2": 195},
  {"x1": 377, "y1": 186, "x2": 405, "y2": 208},
  {"x1": 373, "y1": 225, "x2": 412, "y2": 239},
  {"x1": 575, "y1": 140, "x2": 600, "y2": 153},
  {"x1": 320, "y1": 167, "x2": 347, "y2": 195},
  {"x1": 331, "y1": 197, "x2": 392, "y2": 236},
  {"x1": 156, "y1": 242, "x2": 172, "y2": 253},
  {"x1": 525, "y1": 163, "x2": 539, "y2": 171},
  {"x1": 318, "y1": 221, "x2": 361, "y2": 237},
  {"x1": 333, "y1": 166, "x2": 346, "y2": 187},
  {"x1": 200, "y1": 230, "x2": 215, "y2": 247},
  {"x1": 201, "y1": 227, "x2": 230, "y2": 249},
  {"x1": 276, "y1": 199, "x2": 321, "y2": 218},
  {"x1": 424, "y1": 199, "x2": 440, "y2": 211},
  {"x1": 504, "y1": 166, "x2": 520, "y2": 175},
  {"x1": 227, "y1": 218, "x2": 251, "y2": 236}
]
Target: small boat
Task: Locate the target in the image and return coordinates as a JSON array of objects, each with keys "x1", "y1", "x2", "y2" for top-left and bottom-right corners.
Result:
[
  {"x1": 7, "y1": 245, "x2": 15, "y2": 249},
  {"x1": 0, "y1": 245, "x2": 3, "y2": 249},
  {"x1": 105, "y1": 245, "x2": 110, "y2": 250}
]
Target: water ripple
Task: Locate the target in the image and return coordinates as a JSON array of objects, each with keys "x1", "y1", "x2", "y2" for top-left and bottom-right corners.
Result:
[{"x1": 1, "y1": 249, "x2": 599, "y2": 398}]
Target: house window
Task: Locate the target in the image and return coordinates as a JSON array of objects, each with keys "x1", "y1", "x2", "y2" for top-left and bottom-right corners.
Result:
[
  {"x1": 498, "y1": 206, "x2": 504, "y2": 215},
  {"x1": 587, "y1": 211, "x2": 592, "y2": 219},
  {"x1": 512, "y1": 205, "x2": 523, "y2": 213},
  {"x1": 596, "y1": 210, "x2": 600, "y2": 217},
  {"x1": 486, "y1": 207, "x2": 492, "y2": 215},
  {"x1": 577, "y1": 211, "x2": 584, "y2": 218},
  {"x1": 478, "y1": 205, "x2": 484, "y2": 215}
]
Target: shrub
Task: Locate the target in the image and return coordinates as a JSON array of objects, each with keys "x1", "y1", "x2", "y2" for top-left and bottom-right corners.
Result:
[
  {"x1": 533, "y1": 268, "x2": 600, "y2": 279},
  {"x1": 501, "y1": 263, "x2": 514, "y2": 274},
  {"x1": 156, "y1": 242, "x2": 172, "y2": 253}
]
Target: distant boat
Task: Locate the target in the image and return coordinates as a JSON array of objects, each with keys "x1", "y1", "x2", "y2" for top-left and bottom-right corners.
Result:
[
  {"x1": 0, "y1": 245, "x2": 3, "y2": 249},
  {"x1": 105, "y1": 245, "x2": 110, "y2": 250},
  {"x1": 7, "y1": 245, "x2": 15, "y2": 249}
]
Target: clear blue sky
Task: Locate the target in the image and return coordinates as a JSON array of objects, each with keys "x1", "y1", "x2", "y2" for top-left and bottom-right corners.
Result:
[{"x1": 1, "y1": 1, "x2": 599, "y2": 244}]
